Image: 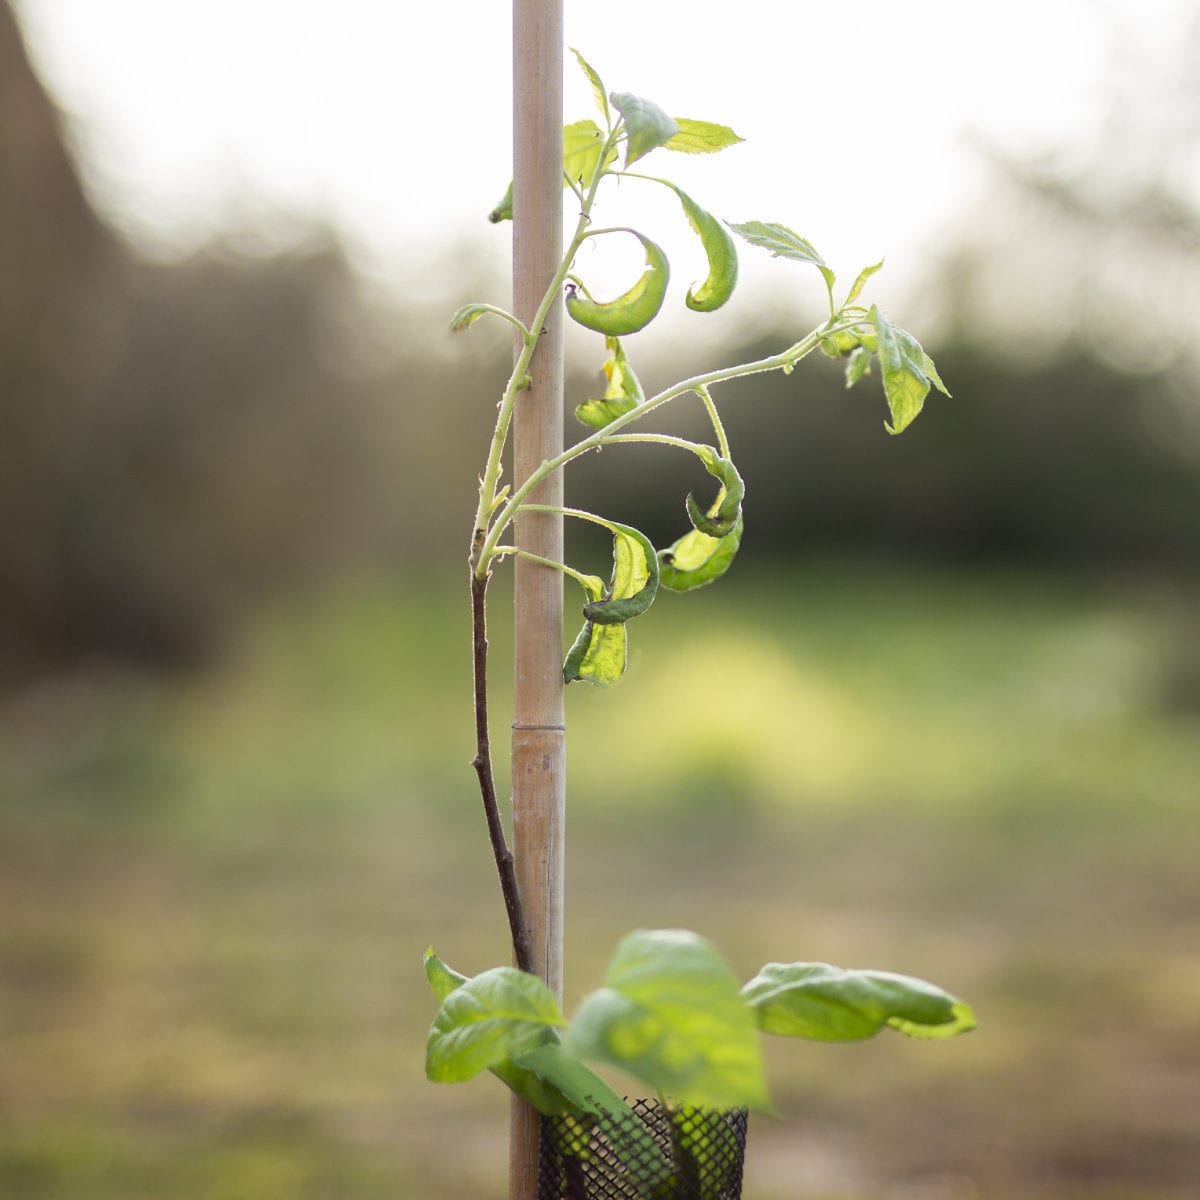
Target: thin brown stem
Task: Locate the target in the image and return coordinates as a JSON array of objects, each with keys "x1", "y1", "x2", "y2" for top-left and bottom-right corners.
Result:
[{"x1": 470, "y1": 553, "x2": 533, "y2": 974}]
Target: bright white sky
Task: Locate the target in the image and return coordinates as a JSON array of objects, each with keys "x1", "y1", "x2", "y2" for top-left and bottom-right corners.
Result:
[{"x1": 12, "y1": 0, "x2": 1190, "y2": 320}]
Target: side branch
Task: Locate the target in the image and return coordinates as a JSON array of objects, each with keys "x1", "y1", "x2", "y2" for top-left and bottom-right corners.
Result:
[
  {"x1": 478, "y1": 325, "x2": 835, "y2": 566},
  {"x1": 470, "y1": 562, "x2": 533, "y2": 973}
]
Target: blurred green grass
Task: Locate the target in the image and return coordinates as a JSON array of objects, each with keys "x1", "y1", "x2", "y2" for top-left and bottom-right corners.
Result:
[{"x1": 2, "y1": 564, "x2": 1197, "y2": 1199}]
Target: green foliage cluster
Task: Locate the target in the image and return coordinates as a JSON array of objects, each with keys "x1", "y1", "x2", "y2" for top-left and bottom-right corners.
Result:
[
  {"x1": 426, "y1": 930, "x2": 971, "y2": 1194},
  {"x1": 427, "y1": 53, "x2": 973, "y2": 1178},
  {"x1": 463, "y1": 50, "x2": 949, "y2": 688}
]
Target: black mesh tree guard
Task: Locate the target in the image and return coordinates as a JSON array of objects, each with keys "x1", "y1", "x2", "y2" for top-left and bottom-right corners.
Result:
[{"x1": 536, "y1": 1100, "x2": 749, "y2": 1200}]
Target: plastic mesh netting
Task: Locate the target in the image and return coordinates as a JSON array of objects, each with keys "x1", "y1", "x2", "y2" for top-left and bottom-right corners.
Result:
[{"x1": 536, "y1": 1099, "x2": 749, "y2": 1200}]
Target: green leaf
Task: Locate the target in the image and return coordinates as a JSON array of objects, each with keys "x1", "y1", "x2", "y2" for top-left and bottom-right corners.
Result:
[
  {"x1": 424, "y1": 947, "x2": 469, "y2": 1002},
  {"x1": 923, "y1": 351, "x2": 952, "y2": 398},
  {"x1": 845, "y1": 259, "x2": 884, "y2": 306},
  {"x1": 564, "y1": 520, "x2": 658, "y2": 685},
  {"x1": 512, "y1": 1041, "x2": 627, "y2": 1117},
  {"x1": 728, "y1": 220, "x2": 826, "y2": 267},
  {"x1": 423, "y1": 950, "x2": 581, "y2": 1116},
  {"x1": 686, "y1": 447, "x2": 743, "y2": 538},
  {"x1": 656, "y1": 182, "x2": 738, "y2": 313},
  {"x1": 563, "y1": 119, "x2": 609, "y2": 190},
  {"x1": 820, "y1": 329, "x2": 860, "y2": 359},
  {"x1": 571, "y1": 48, "x2": 610, "y2": 126},
  {"x1": 844, "y1": 346, "x2": 872, "y2": 389},
  {"x1": 741, "y1": 962, "x2": 977, "y2": 1042},
  {"x1": 448, "y1": 304, "x2": 492, "y2": 333},
  {"x1": 664, "y1": 117, "x2": 744, "y2": 155},
  {"x1": 566, "y1": 929, "x2": 773, "y2": 1112},
  {"x1": 562, "y1": 622, "x2": 625, "y2": 687},
  {"x1": 563, "y1": 574, "x2": 625, "y2": 687},
  {"x1": 611, "y1": 91, "x2": 679, "y2": 167},
  {"x1": 575, "y1": 336, "x2": 644, "y2": 430},
  {"x1": 581, "y1": 520, "x2": 660, "y2": 625},
  {"x1": 426, "y1": 966, "x2": 566, "y2": 1083},
  {"x1": 658, "y1": 513, "x2": 743, "y2": 593},
  {"x1": 566, "y1": 232, "x2": 670, "y2": 336},
  {"x1": 448, "y1": 303, "x2": 526, "y2": 335},
  {"x1": 488, "y1": 121, "x2": 617, "y2": 224},
  {"x1": 870, "y1": 306, "x2": 949, "y2": 434}
]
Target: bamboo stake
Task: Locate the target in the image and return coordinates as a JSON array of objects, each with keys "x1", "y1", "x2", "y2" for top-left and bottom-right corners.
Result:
[{"x1": 510, "y1": 3, "x2": 565, "y2": 1199}]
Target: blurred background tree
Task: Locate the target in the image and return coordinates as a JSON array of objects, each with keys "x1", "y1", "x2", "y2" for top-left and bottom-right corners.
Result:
[{"x1": 3, "y1": 0, "x2": 1197, "y2": 691}]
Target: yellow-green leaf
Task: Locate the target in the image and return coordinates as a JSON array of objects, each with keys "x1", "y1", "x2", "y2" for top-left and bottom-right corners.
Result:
[
  {"x1": 665, "y1": 117, "x2": 744, "y2": 155},
  {"x1": 564, "y1": 522, "x2": 659, "y2": 687},
  {"x1": 575, "y1": 336, "x2": 644, "y2": 429},
  {"x1": 658, "y1": 514, "x2": 743, "y2": 593},
  {"x1": 563, "y1": 617, "x2": 627, "y2": 687},
  {"x1": 566, "y1": 232, "x2": 670, "y2": 336},
  {"x1": 487, "y1": 122, "x2": 616, "y2": 223},
  {"x1": 570, "y1": 48, "x2": 610, "y2": 126},
  {"x1": 844, "y1": 346, "x2": 872, "y2": 389},
  {"x1": 845, "y1": 259, "x2": 884, "y2": 306},
  {"x1": 870, "y1": 306, "x2": 948, "y2": 434},
  {"x1": 563, "y1": 119, "x2": 609, "y2": 190},
  {"x1": 581, "y1": 521, "x2": 659, "y2": 626},
  {"x1": 659, "y1": 182, "x2": 738, "y2": 313}
]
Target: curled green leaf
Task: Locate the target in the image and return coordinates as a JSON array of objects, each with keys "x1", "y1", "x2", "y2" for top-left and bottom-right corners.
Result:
[
  {"x1": 686, "y1": 448, "x2": 744, "y2": 538},
  {"x1": 668, "y1": 183, "x2": 738, "y2": 313},
  {"x1": 611, "y1": 91, "x2": 679, "y2": 166},
  {"x1": 563, "y1": 574, "x2": 625, "y2": 687},
  {"x1": 664, "y1": 118, "x2": 744, "y2": 155},
  {"x1": 563, "y1": 613, "x2": 626, "y2": 687},
  {"x1": 582, "y1": 520, "x2": 660, "y2": 625},
  {"x1": 820, "y1": 329, "x2": 860, "y2": 359},
  {"x1": 575, "y1": 336, "x2": 644, "y2": 429},
  {"x1": 741, "y1": 962, "x2": 976, "y2": 1042},
  {"x1": 658, "y1": 513, "x2": 743, "y2": 593},
  {"x1": 564, "y1": 522, "x2": 659, "y2": 687},
  {"x1": 566, "y1": 232, "x2": 670, "y2": 336}
]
